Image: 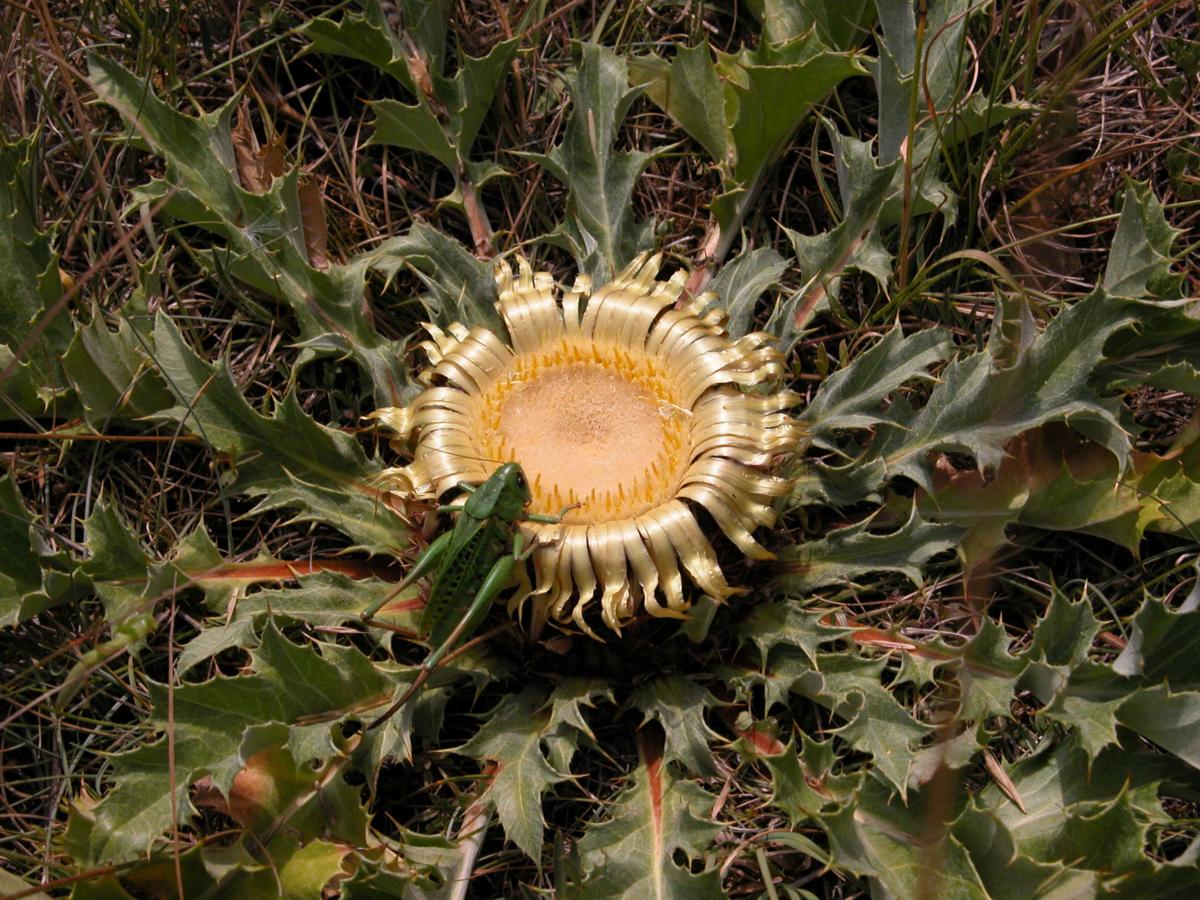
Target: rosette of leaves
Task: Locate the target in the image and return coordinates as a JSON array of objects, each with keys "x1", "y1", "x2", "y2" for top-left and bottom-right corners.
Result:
[{"x1": 2, "y1": 2, "x2": 1199, "y2": 898}]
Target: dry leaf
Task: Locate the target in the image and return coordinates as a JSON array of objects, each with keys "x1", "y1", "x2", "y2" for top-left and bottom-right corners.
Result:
[
  {"x1": 298, "y1": 174, "x2": 330, "y2": 270},
  {"x1": 983, "y1": 749, "x2": 1026, "y2": 813},
  {"x1": 232, "y1": 103, "x2": 286, "y2": 193}
]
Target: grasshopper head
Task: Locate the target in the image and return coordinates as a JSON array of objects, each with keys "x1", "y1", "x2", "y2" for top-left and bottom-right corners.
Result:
[{"x1": 466, "y1": 463, "x2": 531, "y2": 521}]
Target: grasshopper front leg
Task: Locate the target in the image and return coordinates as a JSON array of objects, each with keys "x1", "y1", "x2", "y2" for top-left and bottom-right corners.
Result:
[
  {"x1": 367, "y1": 550, "x2": 516, "y2": 730},
  {"x1": 359, "y1": 529, "x2": 455, "y2": 632}
]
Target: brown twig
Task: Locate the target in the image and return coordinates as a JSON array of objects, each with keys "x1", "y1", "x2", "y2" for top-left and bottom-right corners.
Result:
[
  {"x1": 448, "y1": 764, "x2": 497, "y2": 900},
  {"x1": 460, "y1": 172, "x2": 496, "y2": 258}
]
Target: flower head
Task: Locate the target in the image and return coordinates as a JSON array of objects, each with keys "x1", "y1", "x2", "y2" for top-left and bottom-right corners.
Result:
[{"x1": 376, "y1": 254, "x2": 800, "y2": 635}]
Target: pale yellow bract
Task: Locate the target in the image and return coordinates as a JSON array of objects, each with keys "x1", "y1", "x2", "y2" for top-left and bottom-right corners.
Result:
[{"x1": 372, "y1": 253, "x2": 801, "y2": 636}]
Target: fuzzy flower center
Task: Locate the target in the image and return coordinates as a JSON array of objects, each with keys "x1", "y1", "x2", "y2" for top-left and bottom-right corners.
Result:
[{"x1": 474, "y1": 338, "x2": 691, "y2": 523}]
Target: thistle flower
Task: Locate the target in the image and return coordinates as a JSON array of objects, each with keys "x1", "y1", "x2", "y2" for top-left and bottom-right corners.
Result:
[{"x1": 374, "y1": 254, "x2": 800, "y2": 635}]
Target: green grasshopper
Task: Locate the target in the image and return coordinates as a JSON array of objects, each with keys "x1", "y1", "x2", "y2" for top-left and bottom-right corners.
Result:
[{"x1": 361, "y1": 463, "x2": 569, "y2": 730}]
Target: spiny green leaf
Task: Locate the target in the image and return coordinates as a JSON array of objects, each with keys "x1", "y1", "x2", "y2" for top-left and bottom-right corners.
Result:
[
  {"x1": 919, "y1": 442, "x2": 1101, "y2": 559},
  {"x1": 910, "y1": 423, "x2": 1200, "y2": 577},
  {"x1": 353, "y1": 683, "x2": 454, "y2": 793},
  {"x1": 369, "y1": 0, "x2": 450, "y2": 78},
  {"x1": 436, "y1": 39, "x2": 518, "y2": 158},
  {"x1": 370, "y1": 98, "x2": 456, "y2": 168},
  {"x1": 1020, "y1": 591, "x2": 1102, "y2": 706},
  {"x1": 821, "y1": 777, "x2": 988, "y2": 898},
  {"x1": 717, "y1": 35, "x2": 863, "y2": 192},
  {"x1": 80, "y1": 501, "x2": 156, "y2": 624},
  {"x1": 774, "y1": 127, "x2": 900, "y2": 335},
  {"x1": 338, "y1": 830, "x2": 460, "y2": 898},
  {"x1": 367, "y1": 39, "x2": 517, "y2": 172},
  {"x1": 822, "y1": 736, "x2": 1178, "y2": 898},
  {"x1": 806, "y1": 652, "x2": 932, "y2": 794},
  {"x1": 304, "y1": 0, "x2": 451, "y2": 95},
  {"x1": 746, "y1": 576, "x2": 1200, "y2": 809},
  {"x1": 893, "y1": 644, "x2": 941, "y2": 688},
  {"x1": 1019, "y1": 455, "x2": 1196, "y2": 549},
  {"x1": 634, "y1": 31, "x2": 865, "y2": 240},
  {"x1": 1113, "y1": 589, "x2": 1200, "y2": 688},
  {"x1": 723, "y1": 644, "x2": 825, "y2": 712},
  {"x1": 88, "y1": 55, "x2": 240, "y2": 221},
  {"x1": 535, "y1": 43, "x2": 654, "y2": 282},
  {"x1": 888, "y1": 617, "x2": 1025, "y2": 723},
  {"x1": 81, "y1": 501, "x2": 148, "y2": 583},
  {"x1": 1143, "y1": 464, "x2": 1200, "y2": 537},
  {"x1": 174, "y1": 617, "x2": 257, "y2": 676},
  {"x1": 0, "y1": 136, "x2": 72, "y2": 417},
  {"x1": 735, "y1": 600, "x2": 850, "y2": 665},
  {"x1": 908, "y1": 725, "x2": 983, "y2": 787},
  {"x1": 1092, "y1": 174, "x2": 1199, "y2": 393},
  {"x1": 763, "y1": 748, "x2": 835, "y2": 822},
  {"x1": 303, "y1": 9, "x2": 414, "y2": 84},
  {"x1": 1108, "y1": 356, "x2": 1200, "y2": 397},
  {"x1": 971, "y1": 740, "x2": 1171, "y2": 870},
  {"x1": 801, "y1": 326, "x2": 953, "y2": 442},
  {"x1": 62, "y1": 309, "x2": 171, "y2": 426},
  {"x1": 747, "y1": 734, "x2": 850, "y2": 823},
  {"x1": 1103, "y1": 180, "x2": 1183, "y2": 299},
  {"x1": 213, "y1": 723, "x2": 368, "y2": 847},
  {"x1": 629, "y1": 676, "x2": 722, "y2": 777},
  {"x1": 747, "y1": 0, "x2": 878, "y2": 51},
  {"x1": 459, "y1": 685, "x2": 587, "y2": 862},
  {"x1": 0, "y1": 475, "x2": 65, "y2": 628},
  {"x1": 952, "y1": 804, "x2": 1103, "y2": 899},
  {"x1": 1040, "y1": 664, "x2": 1129, "y2": 762},
  {"x1": 1099, "y1": 860, "x2": 1200, "y2": 897},
  {"x1": 1029, "y1": 592, "x2": 1101, "y2": 670},
  {"x1": 774, "y1": 507, "x2": 964, "y2": 593},
  {"x1": 151, "y1": 314, "x2": 406, "y2": 554},
  {"x1": 309, "y1": 2, "x2": 514, "y2": 229},
  {"x1": 1118, "y1": 685, "x2": 1200, "y2": 771},
  {"x1": 247, "y1": 836, "x2": 349, "y2": 899},
  {"x1": 542, "y1": 678, "x2": 613, "y2": 773},
  {"x1": 577, "y1": 752, "x2": 723, "y2": 899},
  {"x1": 790, "y1": 450, "x2": 892, "y2": 507},
  {"x1": 1022, "y1": 583, "x2": 1200, "y2": 768},
  {"x1": 1099, "y1": 294, "x2": 1200, "y2": 399},
  {"x1": 244, "y1": 472, "x2": 406, "y2": 557},
  {"x1": 872, "y1": 288, "x2": 1137, "y2": 490},
  {"x1": 169, "y1": 524, "x2": 247, "y2": 612},
  {"x1": 630, "y1": 42, "x2": 727, "y2": 163},
  {"x1": 956, "y1": 617, "x2": 1024, "y2": 721},
  {"x1": 176, "y1": 572, "x2": 417, "y2": 674},
  {"x1": 706, "y1": 246, "x2": 788, "y2": 340},
  {"x1": 81, "y1": 623, "x2": 390, "y2": 865},
  {"x1": 209, "y1": 572, "x2": 409, "y2": 630},
  {"x1": 368, "y1": 222, "x2": 501, "y2": 331},
  {"x1": 788, "y1": 305, "x2": 1119, "y2": 507},
  {"x1": 87, "y1": 54, "x2": 407, "y2": 402}
]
